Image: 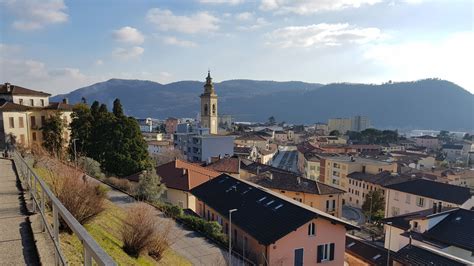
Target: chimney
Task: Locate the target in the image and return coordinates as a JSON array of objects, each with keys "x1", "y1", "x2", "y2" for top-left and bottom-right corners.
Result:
[
  {"x1": 297, "y1": 177, "x2": 301, "y2": 184},
  {"x1": 62, "y1": 98, "x2": 69, "y2": 104},
  {"x1": 438, "y1": 202, "x2": 442, "y2": 213},
  {"x1": 433, "y1": 202, "x2": 437, "y2": 213},
  {"x1": 5, "y1": 83, "x2": 11, "y2": 92},
  {"x1": 256, "y1": 166, "x2": 260, "y2": 175}
]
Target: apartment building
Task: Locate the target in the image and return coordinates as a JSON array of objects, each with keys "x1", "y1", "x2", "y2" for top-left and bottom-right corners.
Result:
[
  {"x1": 240, "y1": 162, "x2": 345, "y2": 217},
  {"x1": 413, "y1": 135, "x2": 439, "y2": 150},
  {"x1": 0, "y1": 83, "x2": 72, "y2": 150},
  {"x1": 319, "y1": 156, "x2": 398, "y2": 192},
  {"x1": 156, "y1": 159, "x2": 220, "y2": 211},
  {"x1": 384, "y1": 178, "x2": 474, "y2": 218},
  {"x1": 191, "y1": 174, "x2": 358, "y2": 265},
  {"x1": 234, "y1": 134, "x2": 269, "y2": 149},
  {"x1": 382, "y1": 207, "x2": 474, "y2": 264},
  {"x1": 345, "y1": 171, "x2": 413, "y2": 208}
]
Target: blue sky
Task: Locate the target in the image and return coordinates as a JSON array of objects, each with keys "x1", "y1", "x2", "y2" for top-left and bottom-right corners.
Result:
[{"x1": 1, "y1": 0, "x2": 472, "y2": 94}]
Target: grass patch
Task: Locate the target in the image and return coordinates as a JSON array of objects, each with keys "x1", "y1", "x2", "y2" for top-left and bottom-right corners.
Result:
[{"x1": 32, "y1": 166, "x2": 190, "y2": 265}]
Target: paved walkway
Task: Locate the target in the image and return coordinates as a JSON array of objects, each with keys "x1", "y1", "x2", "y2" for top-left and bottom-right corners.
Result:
[
  {"x1": 0, "y1": 158, "x2": 41, "y2": 265},
  {"x1": 98, "y1": 181, "x2": 242, "y2": 265}
]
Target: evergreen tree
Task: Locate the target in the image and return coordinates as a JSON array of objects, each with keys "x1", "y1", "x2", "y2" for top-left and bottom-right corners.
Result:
[
  {"x1": 69, "y1": 103, "x2": 93, "y2": 156},
  {"x1": 362, "y1": 190, "x2": 385, "y2": 223},
  {"x1": 136, "y1": 168, "x2": 166, "y2": 202},
  {"x1": 41, "y1": 112, "x2": 65, "y2": 157},
  {"x1": 113, "y1": 98, "x2": 124, "y2": 117}
]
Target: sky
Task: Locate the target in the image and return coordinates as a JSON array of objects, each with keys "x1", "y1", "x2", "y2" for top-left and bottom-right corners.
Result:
[{"x1": 0, "y1": 0, "x2": 473, "y2": 95}]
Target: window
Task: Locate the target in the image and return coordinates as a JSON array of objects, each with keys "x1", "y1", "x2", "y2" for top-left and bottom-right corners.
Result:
[
  {"x1": 19, "y1": 117, "x2": 24, "y2": 128},
  {"x1": 9, "y1": 117, "x2": 14, "y2": 128},
  {"x1": 416, "y1": 197, "x2": 425, "y2": 207},
  {"x1": 30, "y1": 116, "x2": 36, "y2": 127},
  {"x1": 19, "y1": 99, "x2": 24, "y2": 105},
  {"x1": 32, "y1": 132, "x2": 37, "y2": 141},
  {"x1": 406, "y1": 194, "x2": 411, "y2": 204},
  {"x1": 30, "y1": 99, "x2": 34, "y2": 106},
  {"x1": 212, "y1": 104, "x2": 216, "y2": 115},
  {"x1": 40, "y1": 99, "x2": 45, "y2": 106},
  {"x1": 20, "y1": 134, "x2": 25, "y2": 144},
  {"x1": 308, "y1": 222, "x2": 315, "y2": 236},
  {"x1": 317, "y1": 243, "x2": 334, "y2": 262},
  {"x1": 391, "y1": 207, "x2": 400, "y2": 216},
  {"x1": 394, "y1": 192, "x2": 399, "y2": 201},
  {"x1": 41, "y1": 116, "x2": 46, "y2": 125}
]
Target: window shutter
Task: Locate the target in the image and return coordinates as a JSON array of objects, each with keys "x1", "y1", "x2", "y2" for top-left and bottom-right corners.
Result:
[
  {"x1": 326, "y1": 200, "x2": 329, "y2": 209},
  {"x1": 317, "y1": 245, "x2": 323, "y2": 263},
  {"x1": 329, "y1": 243, "x2": 335, "y2": 261}
]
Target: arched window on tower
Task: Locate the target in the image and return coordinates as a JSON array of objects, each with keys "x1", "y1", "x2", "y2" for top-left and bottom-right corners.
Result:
[
  {"x1": 204, "y1": 104, "x2": 208, "y2": 115},
  {"x1": 212, "y1": 104, "x2": 216, "y2": 115}
]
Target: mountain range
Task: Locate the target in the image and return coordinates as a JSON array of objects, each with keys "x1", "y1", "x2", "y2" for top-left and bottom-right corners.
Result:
[{"x1": 52, "y1": 78, "x2": 474, "y2": 131}]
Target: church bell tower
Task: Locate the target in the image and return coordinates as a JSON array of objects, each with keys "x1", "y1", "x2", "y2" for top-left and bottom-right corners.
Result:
[{"x1": 200, "y1": 71, "x2": 218, "y2": 134}]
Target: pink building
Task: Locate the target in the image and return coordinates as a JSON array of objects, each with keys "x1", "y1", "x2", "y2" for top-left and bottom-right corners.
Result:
[
  {"x1": 191, "y1": 174, "x2": 358, "y2": 265},
  {"x1": 165, "y1": 117, "x2": 179, "y2": 135},
  {"x1": 413, "y1": 135, "x2": 439, "y2": 150}
]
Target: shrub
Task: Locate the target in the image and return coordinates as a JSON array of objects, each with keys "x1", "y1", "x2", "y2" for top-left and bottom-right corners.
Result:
[
  {"x1": 78, "y1": 156, "x2": 105, "y2": 180},
  {"x1": 179, "y1": 214, "x2": 228, "y2": 246},
  {"x1": 159, "y1": 203, "x2": 183, "y2": 219},
  {"x1": 105, "y1": 177, "x2": 137, "y2": 195},
  {"x1": 148, "y1": 220, "x2": 172, "y2": 261},
  {"x1": 136, "y1": 169, "x2": 166, "y2": 202},
  {"x1": 121, "y1": 203, "x2": 157, "y2": 257},
  {"x1": 52, "y1": 165, "x2": 107, "y2": 230}
]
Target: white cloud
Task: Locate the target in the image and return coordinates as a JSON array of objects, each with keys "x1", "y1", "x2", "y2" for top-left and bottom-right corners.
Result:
[
  {"x1": 162, "y1": 36, "x2": 198, "y2": 47},
  {"x1": 259, "y1": 0, "x2": 381, "y2": 14},
  {"x1": 146, "y1": 8, "x2": 219, "y2": 34},
  {"x1": 112, "y1": 46, "x2": 144, "y2": 59},
  {"x1": 0, "y1": 57, "x2": 95, "y2": 93},
  {"x1": 95, "y1": 59, "x2": 104, "y2": 65},
  {"x1": 364, "y1": 31, "x2": 474, "y2": 92},
  {"x1": 235, "y1": 12, "x2": 254, "y2": 21},
  {"x1": 266, "y1": 23, "x2": 383, "y2": 48},
  {"x1": 112, "y1": 26, "x2": 145, "y2": 45},
  {"x1": 238, "y1": 17, "x2": 270, "y2": 31},
  {"x1": 4, "y1": 0, "x2": 68, "y2": 30},
  {"x1": 198, "y1": 0, "x2": 244, "y2": 5}
]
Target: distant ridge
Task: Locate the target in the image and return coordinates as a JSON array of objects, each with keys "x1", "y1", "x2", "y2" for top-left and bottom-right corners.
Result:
[{"x1": 52, "y1": 78, "x2": 473, "y2": 131}]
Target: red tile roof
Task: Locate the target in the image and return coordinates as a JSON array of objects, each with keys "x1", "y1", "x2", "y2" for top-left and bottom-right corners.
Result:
[
  {"x1": 205, "y1": 157, "x2": 240, "y2": 174},
  {"x1": 0, "y1": 83, "x2": 51, "y2": 96},
  {"x1": 156, "y1": 159, "x2": 220, "y2": 191}
]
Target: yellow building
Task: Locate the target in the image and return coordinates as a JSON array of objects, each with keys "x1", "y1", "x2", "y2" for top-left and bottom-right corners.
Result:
[
  {"x1": 240, "y1": 162, "x2": 345, "y2": 217},
  {"x1": 0, "y1": 83, "x2": 73, "y2": 150},
  {"x1": 319, "y1": 156, "x2": 398, "y2": 193}
]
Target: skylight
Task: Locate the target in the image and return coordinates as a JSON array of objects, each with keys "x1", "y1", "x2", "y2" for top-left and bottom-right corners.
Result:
[
  {"x1": 257, "y1": 196, "x2": 267, "y2": 202},
  {"x1": 372, "y1": 254, "x2": 381, "y2": 260},
  {"x1": 266, "y1": 200, "x2": 275, "y2": 206},
  {"x1": 347, "y1": 242, "x2": 355, "y2": 248},
  {"x1": 274, "y1": 204, "x2": 283, "y2": 210}
]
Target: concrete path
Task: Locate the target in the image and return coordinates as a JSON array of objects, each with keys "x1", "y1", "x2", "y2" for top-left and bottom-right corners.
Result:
[
  {"x1": 0, "y1": 158, "x2": 41, "y2": 265},
  {"x1": 99, "y1": 182, "x2": 242, "y2": 265}
]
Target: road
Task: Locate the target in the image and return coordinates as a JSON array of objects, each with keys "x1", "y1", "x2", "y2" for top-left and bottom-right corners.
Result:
[
  {"x1": 272, "y1": 145, "x2": 298, "y2": 173},
  {"x1": 96, "y1": 181, "x2": 243, "y2": 265}
]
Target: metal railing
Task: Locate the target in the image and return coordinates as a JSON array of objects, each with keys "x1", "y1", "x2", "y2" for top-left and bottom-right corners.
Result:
[{"x1": 12, "y1": 151, "x2": 117, "y2": 266}]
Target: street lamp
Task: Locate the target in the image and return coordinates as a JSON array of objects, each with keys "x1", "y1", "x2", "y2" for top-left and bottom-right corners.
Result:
[
  {"x1": 386, "y1": 222, "x2": 392, "y2": 266},
  {"x1": 72, "y1": 138, "x2": 79, "y2": 168},
  {"x1": 228, "y1": 208, "x2": 238, "y2": 266},
  {"x1": 368, "y1": 194, "x2": 373, "y2": 224}
]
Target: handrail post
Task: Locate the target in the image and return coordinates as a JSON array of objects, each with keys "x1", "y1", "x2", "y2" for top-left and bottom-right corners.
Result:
[
  {"x1": 53, "y1": 204, "x2": 60, "y2": 266},
  {"x1": 84, "y1": 244, "x2": 92, "y2": 266},
  {"x1": 32, "y1": 175, "x2": 37, "y2": 213},
  {"x1": 41, "y1": 189, "x2": 46, "y2": 232}
]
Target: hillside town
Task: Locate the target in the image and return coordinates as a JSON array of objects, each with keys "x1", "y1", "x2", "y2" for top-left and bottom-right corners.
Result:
[{"x1": 1, "y1": 72, "x2": 473, "y2": 266}]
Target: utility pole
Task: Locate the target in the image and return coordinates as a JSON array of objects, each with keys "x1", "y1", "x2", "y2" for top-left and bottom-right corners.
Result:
[
  {"x1": 369, "y1": 194, "x2": 373, "y2": 224},
  {"x1": 72, "y1": 138, "x2": 79, "y2": 169},
  {"x1": 386, "y1": 222, "x2": 392, "y2": 266},
  {"x1": 228, "y1": 208, "x2": 238, "y2": 266}
]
